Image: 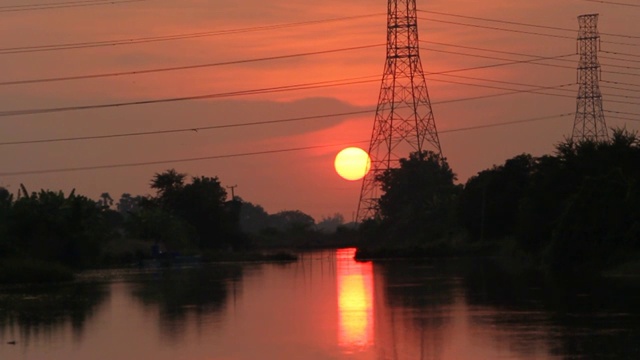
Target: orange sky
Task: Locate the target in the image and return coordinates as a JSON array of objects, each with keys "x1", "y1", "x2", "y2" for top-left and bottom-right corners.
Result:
[{"x1": 0, "y1": 0, "x2": 638, "y2": 220}]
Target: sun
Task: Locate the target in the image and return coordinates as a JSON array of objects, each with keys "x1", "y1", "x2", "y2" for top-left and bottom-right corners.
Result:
[{"x1": 334, "y1": 147, "x2": 371, "y2": 181}]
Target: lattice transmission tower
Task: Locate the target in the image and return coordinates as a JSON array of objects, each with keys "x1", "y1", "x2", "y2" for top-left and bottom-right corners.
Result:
[
  {"x1": 572, "y1": 13, "x2": 608, "y2": 142},
  {"x1": 356, "y1": 0, "x2": 442, "y2": 222}
]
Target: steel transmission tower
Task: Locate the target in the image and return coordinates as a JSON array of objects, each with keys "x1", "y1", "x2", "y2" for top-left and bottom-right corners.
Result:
[
  {"x1": 572, "y1": 13, "x2": 608, "y2": 142},
  {"x1": 356, "y1": 0, "x2": 442, "y2": 222}
]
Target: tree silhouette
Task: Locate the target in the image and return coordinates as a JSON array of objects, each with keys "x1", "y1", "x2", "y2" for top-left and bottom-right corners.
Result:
[{"x1": 376, "y1": 150, "x2": 460, "y2": 242}]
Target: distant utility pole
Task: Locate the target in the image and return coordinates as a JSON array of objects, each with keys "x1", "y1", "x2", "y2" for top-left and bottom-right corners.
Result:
[
  {"x1": 356, "y1": 0, "x2": 443, "y2": 222},
  {"x1": 572, "y1": 13, "x2": 608, "y2": 142},
  {"x1": 226, "y1": 185, "x2": 238, "y2": 201}
]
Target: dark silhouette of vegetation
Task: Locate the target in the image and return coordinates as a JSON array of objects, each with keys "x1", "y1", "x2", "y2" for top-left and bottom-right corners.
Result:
[
  {"x1": 124, "y1": 170, "x2": 246, "y2": 252},
  {"x1": 0, "y1": 169, "x2": 332, "y2": 283},
  {"x1": 359, "y1": 129, "x2": 640, "y2": 275},
  {"x1": 3, "y1": 187, "x2": 111, "y2": 269},
  {"x1": 457, "y1": 154, "x2": 535, "y2": 241},
  {"x1": 5, "y1": 130, "x2": 637, "y2": 280},
  {"x1": 358, "y1": 150, "x2": 461, "y2": 249}
]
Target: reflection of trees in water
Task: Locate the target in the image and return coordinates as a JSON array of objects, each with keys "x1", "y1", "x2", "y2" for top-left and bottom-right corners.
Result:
[
  {"x1": 0, "y1": 282, "x2": 107, "y2": 344},
  {"x1": 377, "y1": 258, "x2": 639, "y2": 359},
  {"x1": 376, "y1": 260, "x2": 458, "y2": 359},
  {"x1": 130, "y1": 265, "x2": 243, "y2": 339},
  {"x1": 381, "y1": 260, "x2": 457, "y2": 310},
  {"x1": 463, "y1": 260, "x2": 640, "y2": 359}
]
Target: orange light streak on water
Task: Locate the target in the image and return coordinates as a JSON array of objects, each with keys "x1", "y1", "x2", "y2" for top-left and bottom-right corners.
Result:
[{"x1": 336, "y1": 248, "x2": 374, "y2": 351}]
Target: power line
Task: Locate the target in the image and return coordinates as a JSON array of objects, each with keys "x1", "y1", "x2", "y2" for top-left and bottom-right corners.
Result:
[
  {"x1": 421, "y1": 40, "x2": 575, "y2": 60},
  {"x1": 0, "y1": 113, "x2": 575, "y2": 177},
  {"x1": 0, "y1": 14, "x2": 383, "y2": 55},
  {"x1": 418, "y1": 17, "x2": 574, "y2": 40},
  {"x1": 607, "y1": 115, "x2": 640, "y2": 122},
  {"x1": 582, "y1": 0, "x2": 640, "y2": 8},
  {"x1": 605, "y1": 110, "x2": 640, "y2": 117},
  {"x1": 419, "y1": 17, "x2": 640, "y2": 48},
  {"x1": 600, "y1": 55, "x2": 640, "y2": 64},
  {"x1": 0, "y1": 80, "x2": 573, "y2": 146},
  {"x1": 0, "y1": 144, "x2": 358, "y2": 176},
  {"x1": 419, "y1": 9, "x2": 575, "y2": 34},
  {"x1": 430, "y1": 72, "x2": 576, "y2": 94},
  {"x1": 0, "y1": 76, "x2": 380, "y2": 118},
  {"x1": 0, "y1": 109, "x2": 376, "y2": 146},
  {"x1": 418, "y1": 8, "x2": 640, "y2": 40},
  {"x1": 0, "y1": 44, "x2": 384, "y2": 86},
  {"x1": 0, "y1": 52, "x2": 582, "y2": 119},
  {"x1": 439, "y1": 113, "x2": 575, "y2": 134},
  {"x1": 429, "y1": 78, "x2": 576, "y2": 99},
  {"x1": 0, "y1": 44, "x2": 573, "y2": 87},
  {"x1": 423, "y1": 45, "x2": 640, "y2": 78},
  {"x1": 422, "y1": 47, "x2": 576, "y2": 70},
  {"x1": 602, "y1": 79, "x2": 640, "y2": 88},
  {"x1": 0, "y1": 0, "x2": 147, "y2": 12},
  {"x1": 601, "y1": 50, "x2": 640, "y2": 59},
  {"x1": 601, "y1": 84, "x2": 640, "y2": 93}
]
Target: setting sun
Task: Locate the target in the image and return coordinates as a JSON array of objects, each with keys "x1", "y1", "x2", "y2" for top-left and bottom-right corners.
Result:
[{"x1": 334, "y1": 147, "x2": 371, "y2": 181}]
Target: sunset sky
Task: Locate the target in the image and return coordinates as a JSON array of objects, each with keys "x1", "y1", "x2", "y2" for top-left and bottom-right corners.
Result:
[{"x1": 0, "y1": 0, "x2": 638, "y2": 221}]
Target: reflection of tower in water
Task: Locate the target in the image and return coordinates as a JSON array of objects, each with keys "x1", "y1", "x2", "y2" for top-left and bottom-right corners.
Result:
[
  {"x1": 336, "y1": 248, "x2": 374, "y2": 349},
  {"x1": 357, "y1": 0, "x2": 443, "y2": 222}
]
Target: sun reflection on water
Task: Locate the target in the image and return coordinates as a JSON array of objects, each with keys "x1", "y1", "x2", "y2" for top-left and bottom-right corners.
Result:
[{"x1": 336, "y1": 248, "x2": 374, "y2": 350}]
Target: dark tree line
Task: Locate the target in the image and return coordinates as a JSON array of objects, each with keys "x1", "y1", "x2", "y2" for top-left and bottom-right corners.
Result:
[
  {"x1": 0, "y1": 169, "x2": 339, "y2": 273},
  {"x1": 0, "y1": 186, "x2": 110, "y2": 269},
  {"x1": 363, "y1": 129, "x2": 640, "y2": 274},
  {"x1": 125, "y1": 169, "x2": 244, "y2": 252}
]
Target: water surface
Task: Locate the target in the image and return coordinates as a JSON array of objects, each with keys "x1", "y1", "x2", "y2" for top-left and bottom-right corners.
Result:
[{"x1": 1, "y1": 248, "x2": 639, "y2": 359}]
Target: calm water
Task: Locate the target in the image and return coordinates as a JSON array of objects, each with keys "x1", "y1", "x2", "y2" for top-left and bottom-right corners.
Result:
[{"x1": 1, "y1": 248, "x2": 640, "y2": 359}]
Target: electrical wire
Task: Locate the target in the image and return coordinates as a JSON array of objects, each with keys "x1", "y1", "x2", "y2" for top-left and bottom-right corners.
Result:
[
  {"x1": 605, "y1": 110, "x2": 640, "y2": 117},
  {"x1": 0, "y1": 109, "x2": 377, "y2": 146},
  {"x1": 601, "y1": 50, "x2": 640, "y2": 59},
  {"x1": 0, "y1": 0, "x2": 147, "y2": 12},
  {"x1": 600, "y1": 55, "x2": 640, "y2": 64},
  {"x1": 418, "y1": 8, "x2": 640, "y2": 40},
  {"x1": 0, "y1": 50, "x2": 583, "y2": 119},
  {"x1": 0, "y1": 44, "x2": 385, "y2": 86},
  {"x1": 582, "y1": 0, "x2": 640, "y2": 8},
  {"x1": 607, "y1": 115, "x2": 640, "y2": 122},
  {"x1": 0, "y1": 14, "x2": 384, "y2": 55},
  {"x1": 0, "y1": 44, "x2": 576, "y2": 87},
  {"x1": 602, "y1": 80, "x2": 640, "y2": 88},
  {"x1": 418, "y1": 17, "x2": 574, "y2": 40},
  {"x1": 601, "y1": 84, "x2": 640, "y2": 93},
  {"x1": 0, "y1": 113, "x2": 575, "y2": 177},
  {"x1": 0, "y1": 76, "x2": 381, "y2": 118},
  {"x1": 0, "y1": 80, "x2": 575, "y2": 146}
]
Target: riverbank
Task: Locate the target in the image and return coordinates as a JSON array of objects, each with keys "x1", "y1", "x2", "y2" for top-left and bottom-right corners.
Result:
[
  {"x1": 354, "y1": 239, "x2": 640, "y2": 278},
  {"x1": 0, "y1": 258, "x2": 74, "y2": 285},
  {"x1": 0, "y1": 249, "x2": 298, "y2": 285},
  {"x1": 354, "y1": 240, "x2": 498, "y2": 261}
]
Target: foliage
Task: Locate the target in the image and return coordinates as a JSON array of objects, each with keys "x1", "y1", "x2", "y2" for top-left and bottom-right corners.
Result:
[
  {"x1": 317, "y1": 213, "x2": 345, "y2": 233},
  {"x1": 126, "y1": 170, "x2": 244, "y2": 251},
  {"x1": 9, "y1": 188, "x2": 110, "y2": 268},
  {"x1": 360, "y1": 130, "x2": 640, "y2": 274},
  {"x1": 268, "y1": 210, "x2": 315, "y2": 232},
  {"x1": 538, "y1": 130, "x2": 640, "y2": 273},
  {"x1": 458, "y1": 154, "x2": 535, "y2": 241},
  {"x1": 238, "y1": 200, "x2": 270, "y2": 234},
  {"x1": 375, "y1": 150, "x2": 460, "y2": 243}
]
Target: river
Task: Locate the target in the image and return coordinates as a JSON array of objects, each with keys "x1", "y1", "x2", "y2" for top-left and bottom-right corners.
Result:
[{"x1": 1, "y1": 248, "x2": 640, "y2": 359}]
